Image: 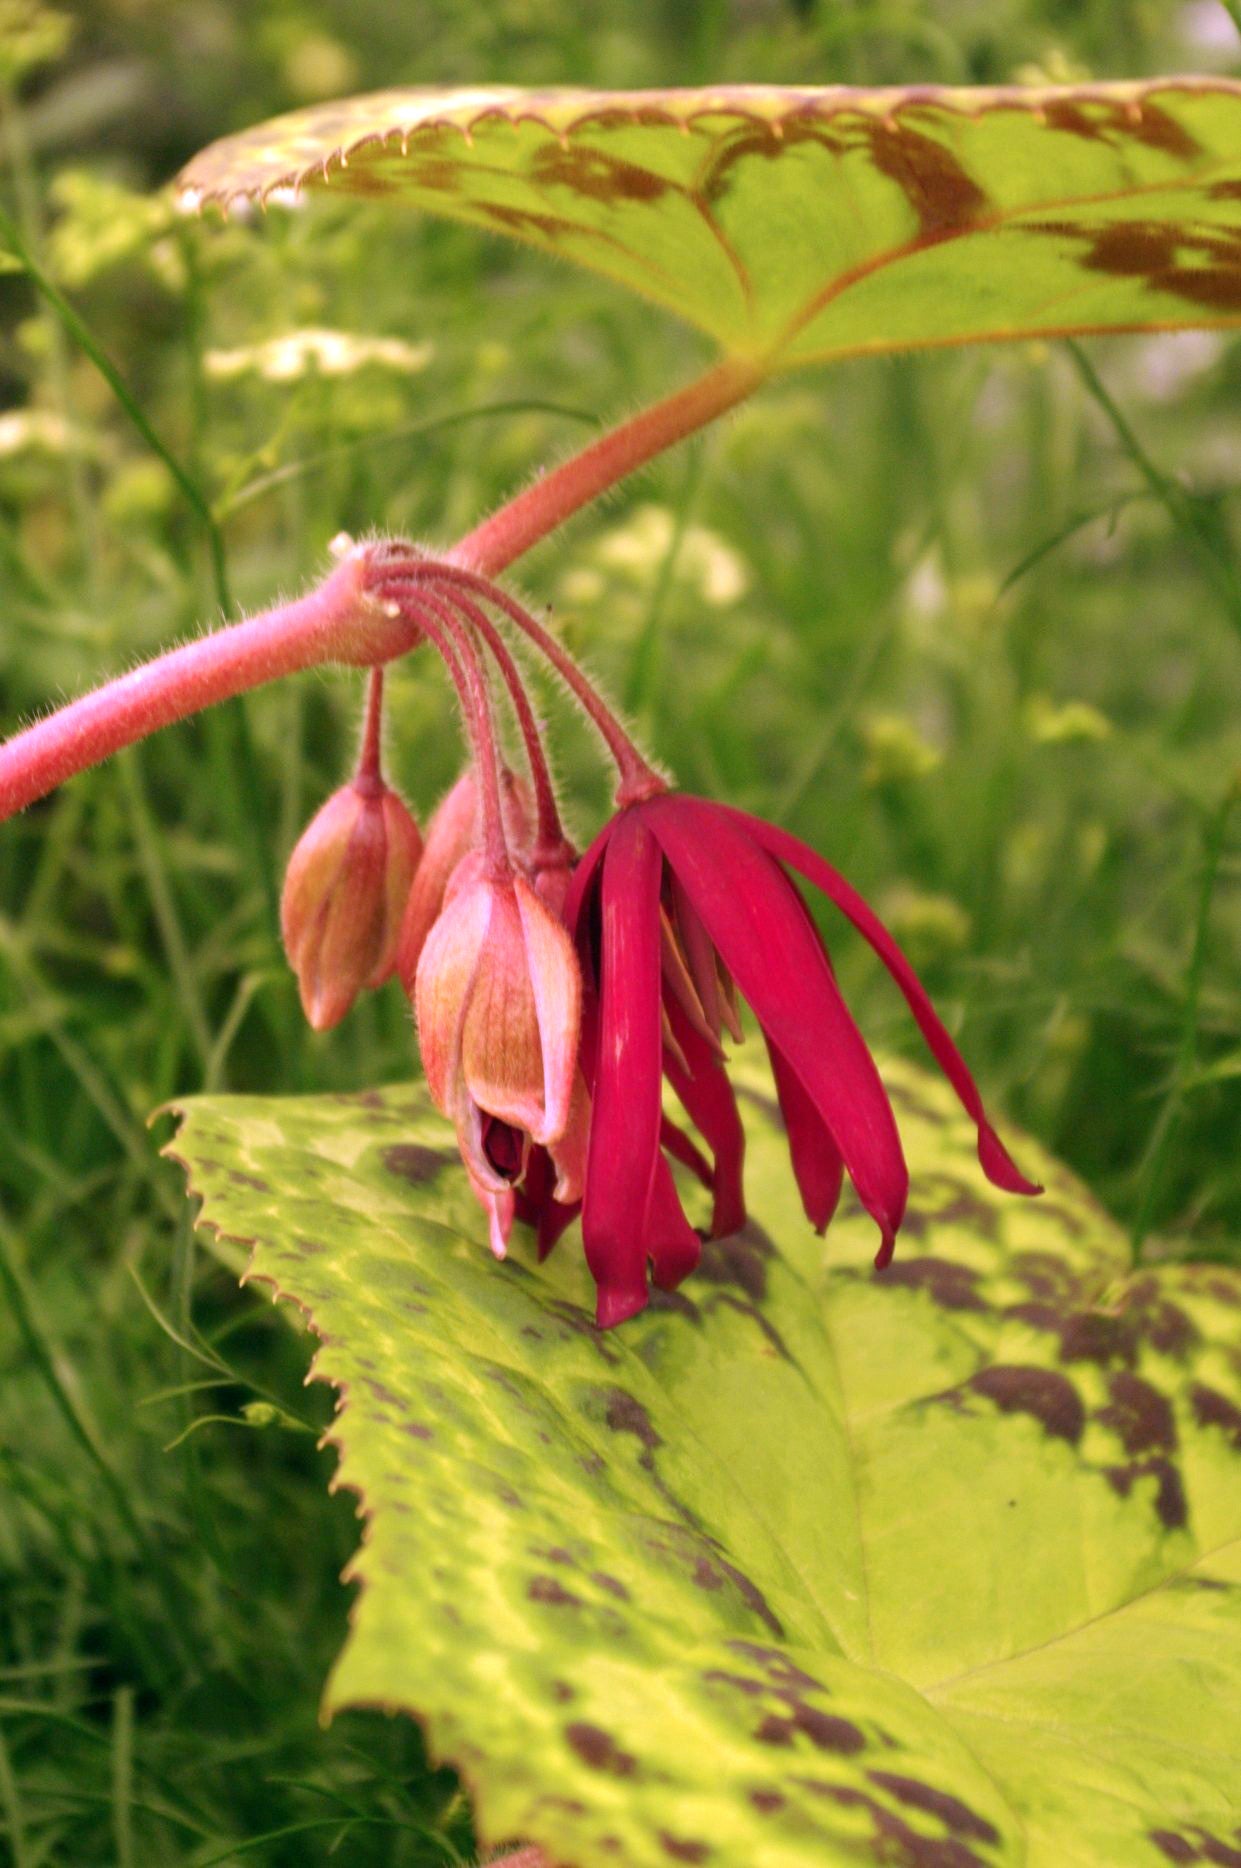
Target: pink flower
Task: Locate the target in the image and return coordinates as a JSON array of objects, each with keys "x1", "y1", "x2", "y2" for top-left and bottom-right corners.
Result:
[
  {"x1": 280, "y1": 775, "x2": 422, "y2": 1031},
  {"x1": 414, "y1": 864, "x2": 586, "y2": 1259},
  {"x1": 565, "y1": 793, "x2": 1039, "y2": 1328}
]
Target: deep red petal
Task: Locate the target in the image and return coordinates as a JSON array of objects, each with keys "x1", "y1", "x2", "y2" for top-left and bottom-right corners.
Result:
[
  {"x1": 538, "y1": 1196, "x2": 581, "y2": 1260},
  {"x1": 516, "y1": 1145, "x2": 583, "y2": 1260},
  {"x1": 766, "y1": 1037, "x2": 844, "y2": 1236},
  {"x1": 724, "y1": 804, "x2": 1042, "y2": 1198},
  {"x1": 663, "y1": 996, "x2": 746, "y2": 1237},
  {"x1": 581, "y1": 809, "x2": 663, "y2": 1325},
  {"x1": 563, "y1": 817, "x2": 613, "y2": 943},
  {"x1": 660, "y1": 1115, "x2": 712, "y2": 1189},
  {"x1": 645, "y1": 1152, "x2": 702, "y2": 1291},
  {"x1": 647, "y1": 796, "x2": 907, "y2": 1262}
]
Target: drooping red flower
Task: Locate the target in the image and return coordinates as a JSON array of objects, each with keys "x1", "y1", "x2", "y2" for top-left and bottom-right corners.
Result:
[{"x1": 563, "y1": 792, "x2": 1040, "y2": 1328}]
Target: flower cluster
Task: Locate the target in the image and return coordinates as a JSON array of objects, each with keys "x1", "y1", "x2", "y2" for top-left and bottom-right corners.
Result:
[{"x1": 280, "y1": 551, "x2": 1038, "y2": 1327}]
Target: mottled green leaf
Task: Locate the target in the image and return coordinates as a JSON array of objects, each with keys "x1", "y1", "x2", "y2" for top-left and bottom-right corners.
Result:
[
  {"x1": 178, "y1": 81, "x2": 1241, "y2": 370},
  {"x1": 167, "y1": 1056, "x2": 1241, "y2": 1868}
]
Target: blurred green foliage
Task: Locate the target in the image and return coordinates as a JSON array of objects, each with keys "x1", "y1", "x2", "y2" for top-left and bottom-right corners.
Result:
[{"x1": 2, "y1": 0, "x2": 1241, "y2": 1861}]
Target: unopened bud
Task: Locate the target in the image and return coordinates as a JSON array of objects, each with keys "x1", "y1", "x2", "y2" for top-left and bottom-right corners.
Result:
[{"x1": 281, "y1": 777, "x2": 422, "y2": 1030}]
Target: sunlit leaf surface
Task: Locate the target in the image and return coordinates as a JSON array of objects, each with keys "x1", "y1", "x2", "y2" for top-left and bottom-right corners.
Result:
[
  {"x1": 168, "y1": 1056, "x2": 1241, "y2": 1868},
  {"x1": 178, "y1": 81, "x2": 1241, "y2": 369}
]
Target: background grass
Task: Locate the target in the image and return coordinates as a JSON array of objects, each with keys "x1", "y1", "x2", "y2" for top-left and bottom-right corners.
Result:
[{"x1": 3, "y1": 0, "x2": 1241, "y2": 1861}]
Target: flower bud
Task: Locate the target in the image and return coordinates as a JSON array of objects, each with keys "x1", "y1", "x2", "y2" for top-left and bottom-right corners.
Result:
[
  {"x1": 414, "y1": 866, "x2": 582, "y2": 1240},
  {"x1": 281, "y1": 777, "x2": 422, "y2": 1030},
  {"x1": 395, "y1": 764, "x2": 534, "y2": 994}
]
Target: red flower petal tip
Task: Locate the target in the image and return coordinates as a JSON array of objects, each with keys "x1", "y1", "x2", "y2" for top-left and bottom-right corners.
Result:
[
  {"x1": 978, "y1": 1125, "x2": 1043, "y2": 1197},
  {"x1": 595, "y1": 1282, "x2": 650, "y2": 1330}
]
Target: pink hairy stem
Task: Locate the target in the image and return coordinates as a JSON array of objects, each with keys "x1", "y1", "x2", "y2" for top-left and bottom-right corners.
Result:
[
  {"x1": 0, "y1": 544, "x2": 417, "y2": 819},
  {"x1": 354, "y1": 667, "x2": 385, "y2": 792},
  {"x1": 394, "y1": 564, "x2": 666, "y2": 807},
  {"x1": 0, "y1": 357, "x2": 763, "y2": 819},
  {"x1": 390, "y1": 589, "x2": 512, "y2": 878},
  {"x1": 452, "y1": 356, "x2": 761, "y2": 577},
  {"x1": 388, "y1": 578, "x2": 566, "y2": 859}
]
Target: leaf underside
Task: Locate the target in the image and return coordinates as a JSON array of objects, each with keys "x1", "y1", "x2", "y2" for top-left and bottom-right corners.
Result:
[
  {"x1": 168, "y1": 1055, "x2": 1241, "y2": 1868},
  {"x1": 177, "y1": 79, "x2": 1241, "y2": 369}
]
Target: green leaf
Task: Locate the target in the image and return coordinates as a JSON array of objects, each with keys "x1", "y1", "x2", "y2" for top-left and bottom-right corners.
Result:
[
  {"x1": 166, "y1": 1055, "x2": 1241, "y2": 1868},
  {"x1": 178, "y1": 81, "x2": 1241, "y2": 371}
]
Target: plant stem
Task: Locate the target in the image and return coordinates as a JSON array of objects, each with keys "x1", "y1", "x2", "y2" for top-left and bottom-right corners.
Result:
[
  {"x1": 452, "y1": 357, "x2": 761, "y2": 576},
  {"x1": 0, "y1": 548, "x2": 412, "y2": 819},
  {"x1": 356, "y1": 669, "x2": 385, "y2": 790},
  {"x1": 389, "y1": 593, "x2": 510, "y2": 875},
  {"x1": 400, "y1": 584, "x2": 566, "y2": 856},
  {"x1": 397, "y1": 564, "x2": 664, "y2": 804}
]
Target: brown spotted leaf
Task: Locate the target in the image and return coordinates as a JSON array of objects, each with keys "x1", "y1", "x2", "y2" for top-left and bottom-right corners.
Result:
[
  {"x1": 177, "y1": 81, "x2": 1241, "y2": 369},
  {"x1": 167, "y1": 1056, "x2": 1241, "y2": 1868}
]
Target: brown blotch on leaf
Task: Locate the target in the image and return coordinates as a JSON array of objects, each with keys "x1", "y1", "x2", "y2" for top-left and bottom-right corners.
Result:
[
  {"x1": 881, "y1": 1256, "x2": 985, "y2": 1311},
  {"x1": 1190, "y1": 1383, "x2": 1241, "y2": 1449},
  {"x1": 480, "y1": 200, "x2": 591, "y2": 244},
  {"x1": 970, "y1": 1365, "x2": 1086, "y2": 1444},
  {"x1": 650, "y1": 1287, "x2": 702, "y2": 1323},
  {"x1": 698, "y1": 120, "x2": 845, "y2": 207},
  {"x1": 407, "y1": 156, "x2": 465, "y2": 194},
  {"x1": 592, "y1": 1570, "x2": 631, "y2": 1601},
  {"x1": 1030, "y1": 215, "x2": 1241, "y2": 314},
  {"x1": 1058, "y1": 1309, "x2": 1135, "y2": 1367},
  {"x1": 1097, "y1": 1370, "x2": 1177, "y2": 1455},
  {"x1": 1151, "y1": 1832, "x2": 1241, "y2": 1867},
  {"x1": 658, "y1": 1834, "x2": 710, "y2": 1863},
  {"x1": 1131, "y1": 1294, "x2": 1199, "y2": 1360},
  {"x1": 693, "y1": 1556, "x2": 726, "y2": 1593},
  {"x1": 532, "y1": 142, "x2": 671, "y2": 204},
  {"x1": 727, "y1": 1642, "x2": 825, "y2": 1695},
  {"x1": 794, "y1": 1780, "x2": 990, "y2": 1868},
  {"x1": 381, "y1": 1142, "x2": 455, "y2": 1184},
  {"x1": 1104, "y1": 1456, "x2": 1188, "y2": 1532},
  {"x1": 1150, "y1": 1834, "x2": 1199, "y2": 1864},
  {"x1": 603, "y1": 1387, "x2": 662, "y2": 1451},
  {"x1": 696, "y1": 1224, "x2": 772, "y2": 1303},
  {"x1": 866, "y1": 1773, "x2": 1000, "y2": 1845},
  {"x1": 1123, "y1": 100, "x2": 1203, "y2": 160},
  {"x1": 750, "y1": 1788, "x2": 786, "y2": 1814},
  {"x1": 861, "y1": 119, "x2": 988, "y2": 239},
  {"x1": 565, "y1": 1722, "x2": 637, "y2": 1777},
  {"x1": 756, "y1": 1706, "x2": 866, "y2": 1754},
  {"x1": 528, "y1": 1575, "x2": 582, "y2": 1608}
]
